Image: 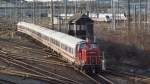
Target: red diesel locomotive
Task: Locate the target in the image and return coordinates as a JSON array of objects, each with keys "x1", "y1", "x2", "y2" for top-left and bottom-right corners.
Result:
[{"x1": 17, "y1": 22, "x2": 102, "y2": 73}]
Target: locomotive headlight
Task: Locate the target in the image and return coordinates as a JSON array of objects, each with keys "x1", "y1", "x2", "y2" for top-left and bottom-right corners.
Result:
[
  {"x1": 102, "y1": 59, "x2": 105, "y2": 63},
  {"x1": 81, "y1": 60, "x2": 85, "y2": 67},
  {"x1": 102, "y1": 52, "x2": 106, "y2": 71},
  {"x1": 102, "y1": 59, "x2": 106, "y2": 71},
  {"x1": 92, "y1": 69, "x2": 95, "y2": 73}
]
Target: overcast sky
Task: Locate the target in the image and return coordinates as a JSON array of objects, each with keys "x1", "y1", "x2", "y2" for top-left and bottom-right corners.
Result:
[{"x1": 25, "y1": 0, "x2": 96, "y2": 2}]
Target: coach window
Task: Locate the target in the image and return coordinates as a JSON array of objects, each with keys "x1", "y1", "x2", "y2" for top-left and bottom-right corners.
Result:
[
  {"x1": 53, "y1": 39, "x2": 55, "y2": 44},
  {"x1": 71, "y1": 48, "x2": 73, "y2": 53},
  {"x1": 62, "y1": 44, "x2": 65, "y2": 49},
  {"x1": 56, "y1": 40, "x2": 58, "y2": 46},
  {"x1": 61, "y1": 44, "x2": 65, "y2": 50},
  {"x1": 44, "y1": 35, "x2": 48, "y2": 40},
  {"x1": 69, "y1": 48, "x2": 72, "y2": 53},
  {"x1": 46, "y1": 36, "x2": 49, "y2": 41},
  {"x1": 65, "y1": 45, "x2": 68, "y2": 51},
  {"x1": 56, "y1": 41, "x2": 60, "y2": 46},
  {"x1": 71, "y1": 48, "x2": 73, "y2": 54},
  {"x1": 80, "y1": 43, "x2": 86, "y2": 48},
  {"x1": 52, "y1": 39, "x2": 54, "y2": 44},
  {"x1": 67, "y1": 46, "x2": 69, "y2": 51},
  {"x1": 21, "y1": 26, "x2": 24, "y2": 29},
  {"x1": 55, "y1": 40, "x2": 57, "y2": 46},
  {"x1": 34, "y1": 31, "x2": 36, "y2": 34},
  {"x1": 70, "y1": 48, "x2": 72, "y2": 54},
  {"x1": 49, "y1": 38, "x2": 51, "y2": 42},
  {"x1": 54, "y1": 39, "x2": 56, "y2": 44},
  {"x1": 50, "y1": 38, "x2": 53, "y2": 42},
  {"x1": 63, "y1": 44, "x2": 65, "y2": 50},
  {"x1": 51, "y1": 39, "x2": 53, "y2": 44},
  {"x1": 54, "y1": 39, "x2": 56, "y2": 45},
  {"x1": 19, "y1": 26, "x2": 24, "y2": 29},
  {"x1": 61, "y1": 44, "x2": 63, "y2": 49},
  {"x1": 55, "y1": 40, "x2": 58, "y2": 46},
  {"x1": 69, "y1": 47, "x2": 71, "y2": 53},
  {"x1": 43, "y1": 35, "x2": 45, "y2": 40},
  {"x1": 68, "y1": 46, "x2": 70, "y2": 52},
  {"x1": 73, "y1": 49, "x2": 75, "y2": 55},
  {"x1": 64, "y1": 45, "x2": 67, "y2": 51},
  {"x1": 58, "y1": 41, "x2": 60, "y2": 46},
  {"x1": 30, "y1": 29, "x2": 32, "y2": 33},
  {"x1": 42, "y1": 35, "x2": 45, "y2": 39},
  {"x1": 68, "y1": 47, "x2": 70, "y2": 53}
]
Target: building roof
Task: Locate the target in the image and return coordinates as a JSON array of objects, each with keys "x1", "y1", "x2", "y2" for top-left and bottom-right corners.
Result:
[{"x1": 68, "y1": 13, "x2": 93, "y2": 24}]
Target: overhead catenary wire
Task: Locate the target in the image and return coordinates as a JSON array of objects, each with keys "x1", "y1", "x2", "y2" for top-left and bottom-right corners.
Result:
[
  {"x1": 148, "y1": 0, "x2": 150, "y2": 32},
  {"x1": 50, "y1": 0, "x2": 54, "y2": 29}
]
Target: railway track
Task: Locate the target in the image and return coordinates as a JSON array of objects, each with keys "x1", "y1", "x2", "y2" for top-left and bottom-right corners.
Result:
[
  {"x1": 0, "y1": 38, "x2": 81, "y2": 84},
  {"x1": 0, "y1": 39, "x2": 45, "y2": 52},
  {"x1": 0, "y1": 56, "x2": 66, "y2": 84},
  {"x1": 0, "y1": 49, "x2": 103, "y2": 84},
  {"x1": 0, "y1": 46, "x2": 116, "y2": 84},
  {"x1": 0, "y1": 46, "x2": 73, "y2": 68},
  {"x1": 104, "y1": 70, "x2": 148, "y2": 81},
  {"x1": 0, "y1": 34, "x2": 116, "y2": 84},
  {"x1": 0, "y1": 38, "x2": 64, "y2": 59},
  {"x1": 0, "y1": 52, "x2": 81, "y2": 84},
  {"x1": 0, "y1": 79, "x2": 17, "y2": 84},
  {"x1": 97, "y1": 74, "x2": 115, "y2": 84},
  {"x1": 87, "y1": 73, "x2": 115, "y2": 84},
  {"x1": 0, "y1": 67, "x2": 79, "y2": 84}
]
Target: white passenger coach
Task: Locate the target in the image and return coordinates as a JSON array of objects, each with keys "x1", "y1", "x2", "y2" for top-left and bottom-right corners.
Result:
[{"x1": 17, "y1": 22, "x2": 85, "y2": 62}]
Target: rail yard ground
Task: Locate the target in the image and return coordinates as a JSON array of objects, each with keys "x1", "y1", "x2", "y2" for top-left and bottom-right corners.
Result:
[
  {"x1": 94, "y1": 22, "x2": 150, "y2": 73},
  {"x1": 94, "y1": 22, "x2": 150, "y2": 84},
  {"x1": 0, "y1": 17, "x2": 150, "y2": 84},
  {"x1": 0, "y1": 17, "x2": 96, "y2": 84}
]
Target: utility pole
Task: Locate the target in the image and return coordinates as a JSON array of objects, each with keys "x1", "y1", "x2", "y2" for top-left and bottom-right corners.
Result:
[
  {"x1": 139, "y1": 0, "x2": 141, "y2": 31},
  {"x1": 75, "y1": 0, "x2": 77, "y2": 14},
  {"x1": 64, "y1": 0, "x2": 68, "y2": 33},
  {"x1": 96, "y1": 0, "x2": 99, "y2": 18},
  {"x1": 128, "y1": 0, "x2": 131, "y2": 30},
  {"x1": 133, "y1": 0, "x2": 136, "y2": 31},
  {"x1": 15, "y1": 0, "x2": 18, "y2": 22},
  {"x1": 127, "y1": 0, "x2": 131, "y2": 44},
  {"x1": 51, "y1": 0, "x2": 54, "y2": 29},
  {"x1": 56, "y1": 0, "x2": 61, "y2": 32},
  {"x1": 20, "y1": 0, "x2": 23, "y2": 21},
  {"x1": 33, "y1": 0, "x2": 35, "y2": 23},
  {"x1": 148, "y1": 0, "x2": 150, "y2": 32},
  {"x1": 111, "y1": 0, "x2": 116, "y2": 31}
]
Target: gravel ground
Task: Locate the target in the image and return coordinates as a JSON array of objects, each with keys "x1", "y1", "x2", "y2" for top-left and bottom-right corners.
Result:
[{"x1": 0, "y1": 18, "x2": 96, "y2": 84}]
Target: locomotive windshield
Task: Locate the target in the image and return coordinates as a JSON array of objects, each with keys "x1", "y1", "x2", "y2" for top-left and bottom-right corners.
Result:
[
  {"x1": 79, "y1": 43, "x2": 97, "y2": 48},
  {"x1": 80, "y1": 43, "x2": 86, "y2": 48},
  {"x1": 91, "y1": 43, "x2": 97, "y2": 48}
]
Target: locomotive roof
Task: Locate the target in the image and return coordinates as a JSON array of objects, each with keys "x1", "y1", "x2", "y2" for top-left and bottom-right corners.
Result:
[{"x1": 17, "y1": 22, "x2": 84, "y2": 48}]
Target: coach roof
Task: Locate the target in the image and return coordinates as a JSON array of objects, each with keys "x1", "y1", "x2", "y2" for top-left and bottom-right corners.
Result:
[{"x1": 17, "y1": 22, "x2": 84, "y2": 48}]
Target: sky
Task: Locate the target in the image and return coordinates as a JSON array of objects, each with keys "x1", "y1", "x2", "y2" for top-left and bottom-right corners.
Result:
[{"x1": 25, "y1": 0, "x2": 96, "y2": 2}]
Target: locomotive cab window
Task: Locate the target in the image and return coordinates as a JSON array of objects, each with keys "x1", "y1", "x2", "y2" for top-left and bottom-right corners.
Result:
[
  {"x1": 79, "y1": 43, "x2": 86, "y2": 48},
  {"x1": 91, "y1": 43, "x2": 97, "y2": 48}
]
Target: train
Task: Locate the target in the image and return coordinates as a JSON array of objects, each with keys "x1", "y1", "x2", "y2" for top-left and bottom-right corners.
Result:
[
  {"x1": 17, "y1": 22, "x2": 102, "y2": 73},
  {"x1": 51, "y1": 13, "x2": 127, "y2": 23},
  {"x1": 90, "y1": 13, "x2": 127, "y2": 22}
]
